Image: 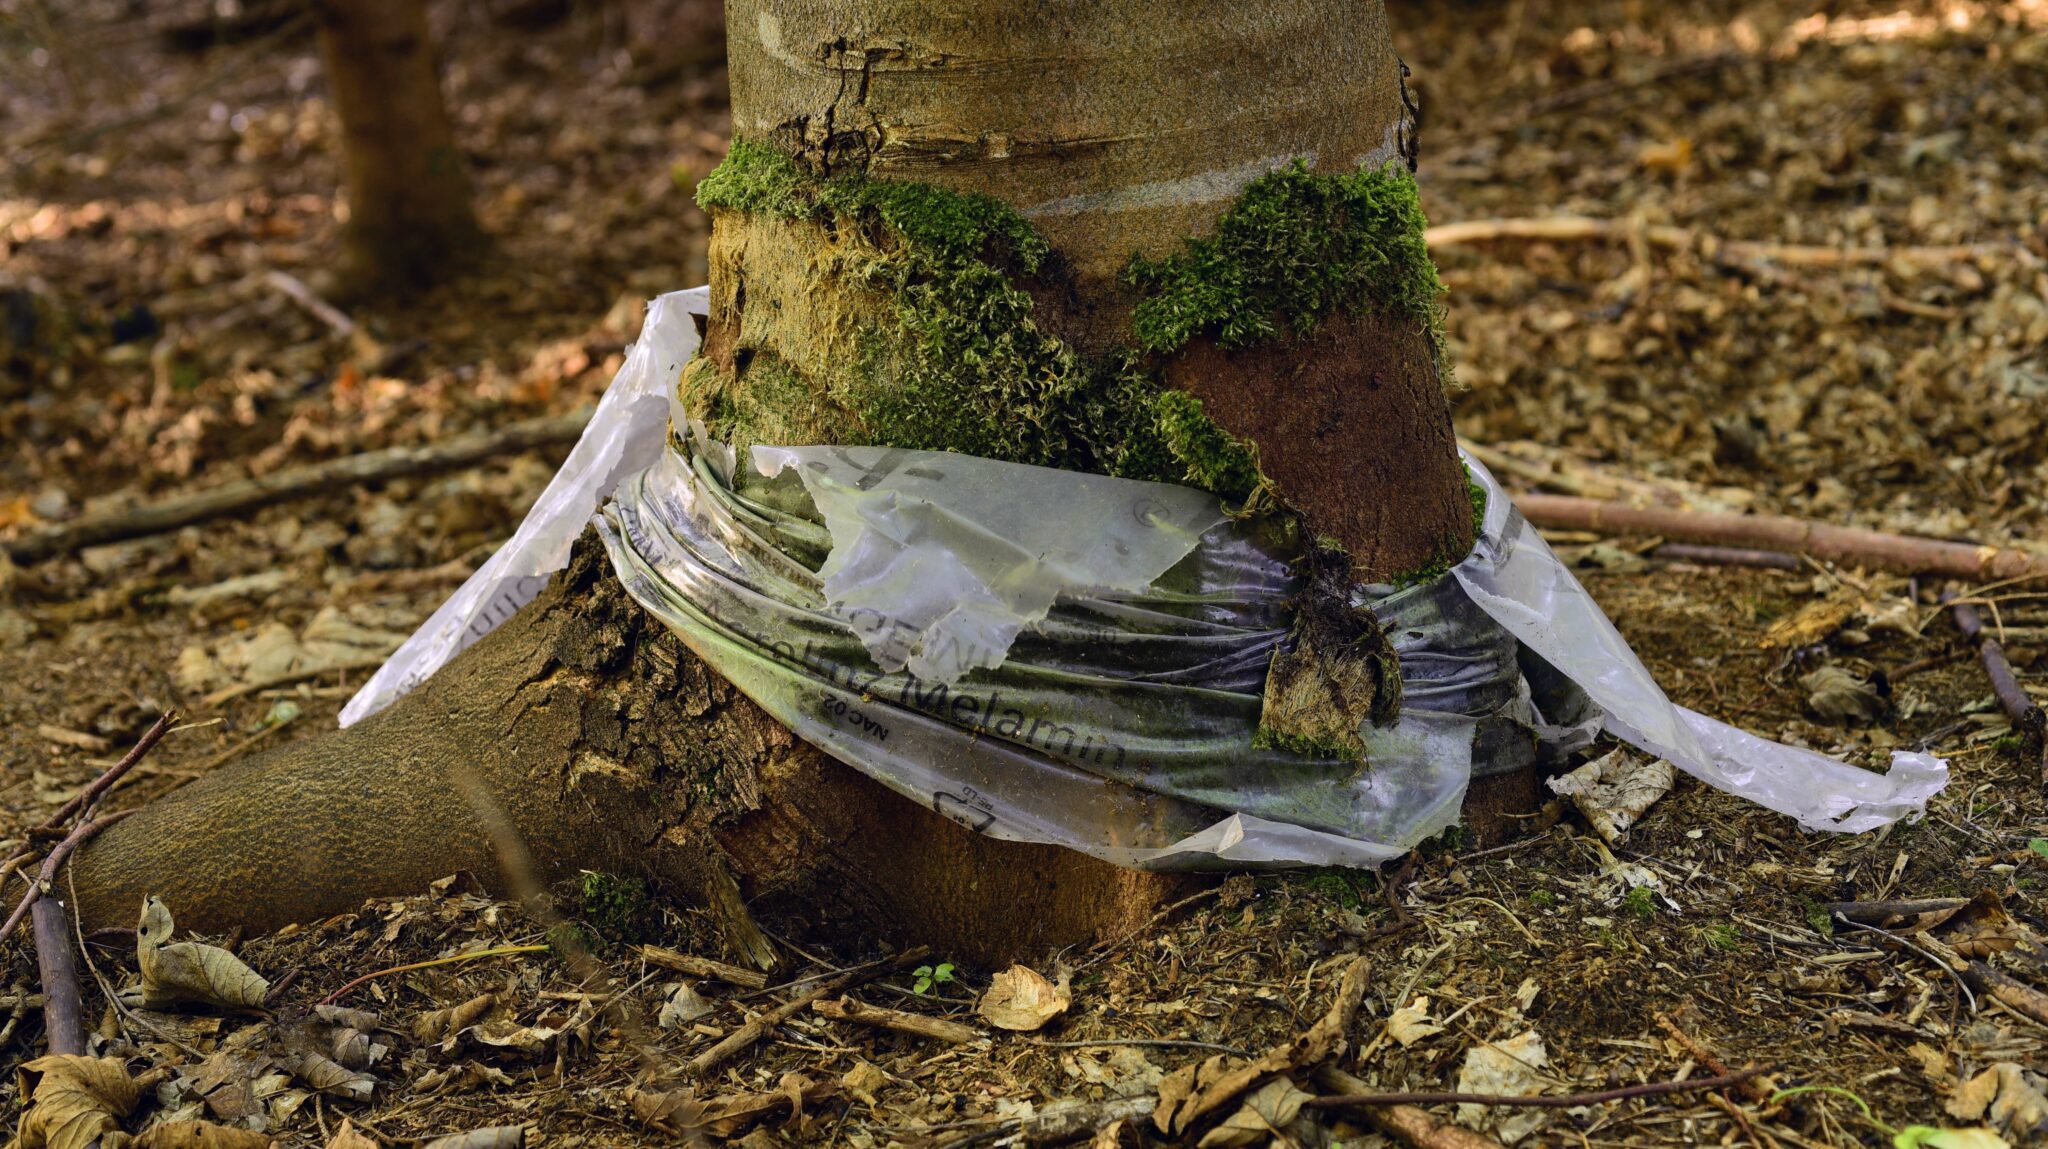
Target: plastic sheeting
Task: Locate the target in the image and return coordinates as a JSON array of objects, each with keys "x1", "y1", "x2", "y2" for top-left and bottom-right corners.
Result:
[
  {"x1": 347, "y1": 287, "x2": 1949, "y2": 866},
  {"x1": 340, "y1": 286, "x2": 710, "y2": 727}
]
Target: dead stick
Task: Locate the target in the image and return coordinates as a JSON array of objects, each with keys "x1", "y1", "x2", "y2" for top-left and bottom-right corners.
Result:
[
  {"x1": 0, "y1": 813, "x2": 136, "y2": 946},
  {"x1": 634, "y1": 944, "x2": 770, "y2": 989},
  {"x1": 813, "y1": 995, "x2": 984, "y2": 1044},
  {"x1": 263, "y1": 269, "x2": 359, "y2": 341},
  {"x1": 1654, "y1": 1010, "x2": 1770, "y2": 1103},
  {"x1": 39, "y1": 713, "x2": 175, "y2": 832},
  {"x1": 1303, "y1": 1065, "x2": 1769, "y2": 1112},
  {"x1": 1948, "y1": 598, "x2": 2047, "y2": 777},
  {"x1": 1652, "y1": 544, "x2": 1802, "y2": 572},
  {"x1": 32, "y1": 896, "x2": 87, "y2": 1056},
  {"x1": 1424, "y1": 215, "x2": 2011, "y2": 269},
  {"x1": 688, "y1": 947, "x2": 931, "y2": 1076},
  {"x1": 5, "y1": 410, "x2": 591, "y2": 564},
  {"x1": 1962, "y1": 962, "x2": 2048, "y2": 1027},
  {"x1": 1317, "y1": 1067, "x2": 1505, "y2": 1149},
  {"x1": 1511, "y1": 494, "x2": 2048, "y2": 585}
]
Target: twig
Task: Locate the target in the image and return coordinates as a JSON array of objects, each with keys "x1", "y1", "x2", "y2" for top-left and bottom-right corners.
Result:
[
  {"x1": 1947, "y1": 597, "x2": 2048, "y2": 778},
  {"x1": 1654, "y1": 1010, "x2": 1770, "y2": 1103},
  {"x1": 1303, "y1": 1066, "x2": 1769, "y2": 1112},
  {"x1": 634, "y1": 944, "x2": 770, "y2": 989},
  {"x1": 1425, "y1": 215, "x2": 2014, "y2": 270},
  {"x1": 263, "y1": 270, "x2": 358, "y2": 341},
  {"x1": 813, "y1": 995, "x2": 983, "y2": 1044},
  {"x1": 318, "y1": 944, "x2": 550, "y2": 1005},
  {"x1": 38, "y1": 713, "x2": 175, "y2": 832},
  {"x1": 1510, "y1": 495, "x2": 2047, "y2": 585},
  {"x1": 689, "y1": 947, "x2": 931, "y2": 1076},
  {"x1": 31, "y1": 890, "x2": 88, "y2": 1055},
  {"x1": 1652, "y1": 543, "x2": 1803, "y2": 572},
  {"x1": 0, "y1": 812, "x2": 136, "y2": 946},
  {"x1": 1961, "y1": 962, "x2": 2048, "y2": 1028},
  {"x1": 6, "y1": 410, "x2": 593, "y2": 564},
  {"x1": 1155, "y1": 954, "x2": 1372, "y2": 1136},
  {"x1": 1319, "y1": 1069, "x2": 1507, "y2": 1149}
]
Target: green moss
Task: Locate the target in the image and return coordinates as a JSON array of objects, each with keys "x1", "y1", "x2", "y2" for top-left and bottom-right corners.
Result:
[
  {"x1": 1620, "y1": 885, "x2": 1655, "y2": 920},
  {"x1": 1152, "y1": 389, "x2": 1265, "y2": 506},
  {"x1": 1122, "y1": 159, "x2": 1453, "y2": 382},
  {"x1": 695, "y1": 136, "x2": 814, "y2": 218},
  {"x1": 693, "y1": 137, "x2": 1263, "y2": 503},
  {"x1": 578, "y1": 870, "x2": 653, "y2": 943}
]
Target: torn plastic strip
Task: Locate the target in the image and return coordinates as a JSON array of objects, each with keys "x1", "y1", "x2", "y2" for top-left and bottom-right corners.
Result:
[{"x1": 340, "y1": 287, "x2": 710, "y2": 727}]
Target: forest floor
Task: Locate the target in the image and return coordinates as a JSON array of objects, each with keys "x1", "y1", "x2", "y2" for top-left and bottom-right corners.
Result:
[{"x1": 4, "y1": 0, "x2": 2048, "y2": 1146}]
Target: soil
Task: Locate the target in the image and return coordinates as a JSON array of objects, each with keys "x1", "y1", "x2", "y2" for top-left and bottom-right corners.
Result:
[{"x1": 3, "y1": 1, "x2": 2047, "y2": 1146}]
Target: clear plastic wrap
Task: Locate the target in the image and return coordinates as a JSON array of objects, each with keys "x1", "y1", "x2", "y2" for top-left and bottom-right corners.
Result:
[
  {"x1": 353, "y1": 290, "x2": 1949, "y2": 864},
  {"x1": 340, "y1": 287, "x2": 710, "y2": 727}
]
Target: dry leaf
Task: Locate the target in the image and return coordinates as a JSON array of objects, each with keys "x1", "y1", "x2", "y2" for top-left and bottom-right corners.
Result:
[
  {"x1": 291, "y1": 1051, "x2": 375, "y2": 1100},
  {"x1": 629, "y1": 1075, "x2": 835, "y2": 1139},
  {"x1": 1456, "y1": 1030, "x2": 1550, "y2": 1144},
  {"x1": 1197, "y1": 1077, "x2": 1312, "y2": 1149},
  {"x1": 415, "y1": 993, "x2": 496, "y2": 1042},
  {"x1": 1387, "y1": 995, "x2": 1444, "y2": 1047},
  {"x1": 656, "y1": 982, "x2": 714, "y2": 1029},
  {"x1": 1947, "y1": 1063, "x2": 2048, "y2": 1140},
  {"x1": 1760, "y1": 598, "x2": 1856, "y2": 649},
  {"x1": 135, "y1": 1120, "x2": 276, "y2": 1149},
  {"x1": 841, "y1": 1060, "x2": 893, "y2": 1107},
  {"x1": 13, "y1": 1056, "x2": 142, "y2": 1149},
  {"x1": 1546, "y1": 749, "x2": 1674, "y2": 842},
  {"x1": 128, "y1": 897, "x2": 271, "y2": 1010},
  {"x1": 420, "y1": 1129, "x2": 524, "y2": 1149},
  {"x1": 312, "y1": 1005, "x2": 381, "y2": 1032},
  {"x1": 1800, "y1": 666, "x2": 1886, "y2": 726},
  {"x1": 325, "y1": 1118, "x2": 379, "y2": 1149},
  {"x1": 977, "y1": 964, "x2": 1071, "y2": 1032}
]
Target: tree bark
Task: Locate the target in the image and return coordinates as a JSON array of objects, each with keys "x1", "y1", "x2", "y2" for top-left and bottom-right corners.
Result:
[
  {"x1": 72, "y1": 0, "x2": 1525, "y2": 965},
  {"x1": 317, "y1": 0, "x2": 481, "y2": 295}
]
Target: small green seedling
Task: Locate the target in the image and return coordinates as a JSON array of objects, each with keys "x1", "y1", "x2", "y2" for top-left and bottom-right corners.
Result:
[
  {"x1": 2028, "y1": 838, "x2": 2048, "y2": 862},
  {"x1": 911, "y1": 962, "x2": 956, "y2": 995},
  {"x1": 1621, "y1": 885, "x2": 1656, "y2": 920}
]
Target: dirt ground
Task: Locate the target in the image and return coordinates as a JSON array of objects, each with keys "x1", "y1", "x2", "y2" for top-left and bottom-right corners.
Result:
[{"x1": 4, "y1": 1, "x2": 2048, "y2": 1146}]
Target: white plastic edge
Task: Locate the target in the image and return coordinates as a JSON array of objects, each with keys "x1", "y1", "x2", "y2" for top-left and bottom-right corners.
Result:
[{"x1": 337, "y1": 287, "x2": 710, "y2": 727}]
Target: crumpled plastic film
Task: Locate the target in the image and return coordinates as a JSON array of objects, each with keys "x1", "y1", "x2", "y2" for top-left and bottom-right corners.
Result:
[
  {"x1": 599, "y1": 443, "x2": 1544, "y2": 867},
  {"x1": 1450, "y1": 467, "x2": 1949, "y2": 833},
  {"x1": 356, "y1": 287, "x2": 1949, "y2": 865},
  {"x1": 340, "y1": 287, "x2": 710, "y2": 727}
]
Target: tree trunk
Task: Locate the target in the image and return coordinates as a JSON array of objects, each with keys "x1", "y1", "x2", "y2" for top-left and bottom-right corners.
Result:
[
  {"x1": 71, "y1": 0, "x2": 1527, "y2": 966},
  {"x1": 317, "y1": 0, "x2": 481, "y2": 295}
]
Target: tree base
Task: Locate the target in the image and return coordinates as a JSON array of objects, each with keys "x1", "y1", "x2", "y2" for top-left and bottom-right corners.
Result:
[{"x1": 73, "y1": 533, "x2": 1541, "y2": 966}]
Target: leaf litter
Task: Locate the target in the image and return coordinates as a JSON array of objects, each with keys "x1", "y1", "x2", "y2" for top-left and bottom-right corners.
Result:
[{"x1": 3, "y1": 0, "x2": 2048, "y2": 1145}]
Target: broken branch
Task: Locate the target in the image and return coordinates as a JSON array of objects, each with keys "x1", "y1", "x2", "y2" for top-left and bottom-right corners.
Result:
[
  {"x1": 0, "y1": 812, "x2": 137, "y2": 946},
  {"x1": 634, "y1": 944, "x2": 770, "y2": 989},
  {"x1": 812, "y1": 995, "x2": 984, "y2": 1044},
  {"x1": 5, "y1": 410, "x2": 591, "y2": 564},
  {"x1": 688, "y1": 947, "x2": 931, "y2": 1076},
  {"x1": 1424, "y1": 215, "x2": 2012, "y2": 270},
  {"x1": 39, "y1": 713, "x2": 175, "y2": 833},
  {"x1": 1511, "y1": 494, "x2": 2047, "y2": 585},
  {"x1": 1948, "y1": 597, "x2": 2048, "y2": 778}
]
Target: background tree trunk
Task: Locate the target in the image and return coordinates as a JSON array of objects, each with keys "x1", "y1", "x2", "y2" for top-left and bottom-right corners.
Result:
[
  {"x1": 317, "y1": 0, "x2": 480, "y2": 295},
  {"x1": 72, "y1": 0, "x2": 1525, "y2": 965}
]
